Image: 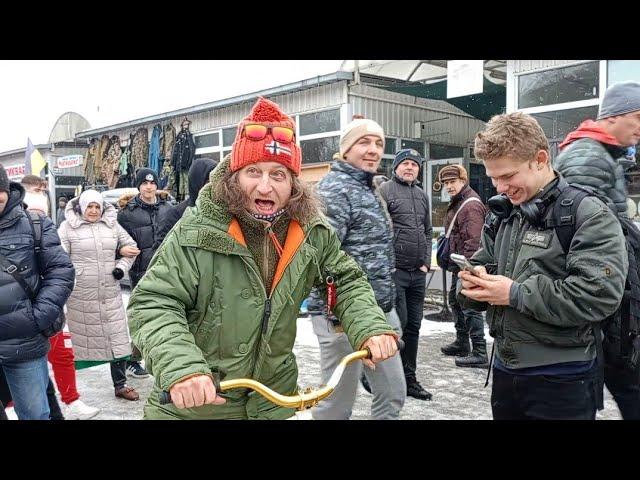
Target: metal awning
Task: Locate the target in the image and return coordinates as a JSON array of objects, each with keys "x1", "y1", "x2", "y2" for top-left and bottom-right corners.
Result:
[{"x1": 340, "y1": 60, "x2": 506, "y2": 122}]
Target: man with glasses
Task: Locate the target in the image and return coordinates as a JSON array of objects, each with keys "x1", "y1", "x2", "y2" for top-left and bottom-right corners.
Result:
[
  {"x1": 127, "y1": 98, "x2": 400, "y2": 419},
  {"x1": 308, "y1": 116, "x2": 406, "y2": 420}
]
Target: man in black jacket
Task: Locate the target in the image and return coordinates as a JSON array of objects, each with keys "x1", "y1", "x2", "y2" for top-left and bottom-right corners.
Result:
[
  {"x1": 117, "y1": 167, "x2": 172, "y2": 378},
  {"x1": 0, "y1": 165, "x2": 75, "y2": 419},
  {"x1": 379, "y1": 148, "x2": 433, "y2": 400}
]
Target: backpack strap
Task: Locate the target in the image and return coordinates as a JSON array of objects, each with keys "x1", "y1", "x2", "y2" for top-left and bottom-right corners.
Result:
[
  {"x1": 0, "y1": 211, "x2": 43, "y2": 300},
  {"x1": 544, "y1": 185, "x2": 592, "y2": 255},
  {"x1": 26, "y1": 211, "x2": 43, "y2": 253},
  {"x1": 0, "y1": 253, "x2": 36, "y2": 299},
  {"x1": 446, "y1": 197, "x2": 483, "y2": 238}
]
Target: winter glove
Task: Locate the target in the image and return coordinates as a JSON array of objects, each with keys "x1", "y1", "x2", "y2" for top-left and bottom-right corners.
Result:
[{"x1": 112, "y1": 268, "x2": 124, "y2": 280}]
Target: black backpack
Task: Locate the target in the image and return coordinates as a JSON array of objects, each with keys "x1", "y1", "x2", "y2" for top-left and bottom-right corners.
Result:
[
  {"x1": 0, "y1": 211, "x2": 65, "y2": 337},
  {"x1": 486, "y1": 185, "x2": 640, "y2": 409}
]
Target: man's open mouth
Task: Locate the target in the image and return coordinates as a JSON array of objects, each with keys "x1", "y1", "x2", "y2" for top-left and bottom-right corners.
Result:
[{"x1": 255, "y1": 199, "x2": 276, "y2": 213}]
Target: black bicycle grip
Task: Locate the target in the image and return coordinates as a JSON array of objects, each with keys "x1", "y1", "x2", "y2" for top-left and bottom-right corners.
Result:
[
  {"x1": 158, "y1": 375, "x2": 222, "y2": 405},
  {"x1": 364, "y1": 338, "x2": 405, "y2": 359}
]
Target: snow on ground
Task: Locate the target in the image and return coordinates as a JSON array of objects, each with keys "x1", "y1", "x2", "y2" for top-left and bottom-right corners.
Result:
[{"x1": 6, "y1": 288, "x2": 620, "y2": 420}]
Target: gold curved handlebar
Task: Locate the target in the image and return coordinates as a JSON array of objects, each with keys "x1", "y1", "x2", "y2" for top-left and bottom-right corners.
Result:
[{"x1": 218, "y1": 349, "x2": 370, "y2": 410}]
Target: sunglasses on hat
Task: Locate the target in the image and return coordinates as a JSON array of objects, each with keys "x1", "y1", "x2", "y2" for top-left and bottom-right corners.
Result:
[{"x1": 243, "y1": 124, "x2": 295, "y2": 143}]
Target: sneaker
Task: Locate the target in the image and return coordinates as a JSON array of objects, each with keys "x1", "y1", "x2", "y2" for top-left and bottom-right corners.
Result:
[
  {"x1": 65, "y1": 399, "x2": 100, "y2": 420},
  {"x1": 126, "y1": 361, "x2": 150, "y2": 379},
  {"x1": 406, "y1": 381, "x2": 432, "y2": 401},
  {"x1": 115, "y1": 385, "x2": 140, "y2": 401}
]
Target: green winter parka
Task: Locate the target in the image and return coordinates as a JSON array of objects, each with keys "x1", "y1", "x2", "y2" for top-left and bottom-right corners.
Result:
[{"x1": 127, "y1": 158, "x2": 394, "y2": 419}]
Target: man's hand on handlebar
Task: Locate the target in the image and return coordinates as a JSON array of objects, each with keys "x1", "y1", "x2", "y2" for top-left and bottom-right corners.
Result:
[
  {"x1": 361, "y1": 334, "x2": 399, "y2": 370},
  {"x1": 169, "y1": 374, "x2": 226, "y2": 409}
]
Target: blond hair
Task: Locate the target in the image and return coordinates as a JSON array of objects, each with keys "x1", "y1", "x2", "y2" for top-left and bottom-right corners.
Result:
[{"x1": 474, "y1": 112, "x2": 549, "y2": 162}]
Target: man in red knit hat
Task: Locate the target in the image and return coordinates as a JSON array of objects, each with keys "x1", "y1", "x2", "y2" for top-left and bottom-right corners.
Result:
[{"x1": 127, "y1": 97, "x2": 401, "y2": 419}]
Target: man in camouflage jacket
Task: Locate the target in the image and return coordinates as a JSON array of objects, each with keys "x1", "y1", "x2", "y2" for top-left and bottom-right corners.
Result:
[{"x1": 308, "y1": 117, "x2": 406, "y2": 420}]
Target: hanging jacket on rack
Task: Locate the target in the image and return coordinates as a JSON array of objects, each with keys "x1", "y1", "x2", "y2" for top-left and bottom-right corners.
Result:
[
  {"x1": 131, "y1": 127, "x2": 149, "y2": 170},
  {"x1": 159, "y1": 123, "x2": 177, "y2": 193},
  {"x1": 116, "y1": 136, "x2": 135, "y2": 188},
  {"x1": 171, "y1": 127, "x2": 195, "y2": 199},
  {"x1": 148, "y1": 124, "x2": 162, "y2": 177},
  {"x1": 95, "y1": 135, "x2": 112, "y2": 183},
  {"x1": 84, "y1": 138, "x2": 99, "y2": 184},
  {"x1": 102, "y1": 135, "x2": 122, "y2": 189}
]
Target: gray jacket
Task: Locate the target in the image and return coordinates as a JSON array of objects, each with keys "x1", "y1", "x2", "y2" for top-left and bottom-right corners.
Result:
[
  {"x1": 555, "y1": 137, "x2": 629, "y2": 215},
  {"x1": 308, "y1": 160, "x2": 396, "y2": 314},
  {"x1": 458, "y1": 176, "x2": 628, "y2": 368}
]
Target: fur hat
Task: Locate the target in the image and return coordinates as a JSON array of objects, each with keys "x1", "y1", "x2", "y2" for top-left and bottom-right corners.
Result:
[{"x1": 438, "y1": 164, "x2": 468, "y2": 183}]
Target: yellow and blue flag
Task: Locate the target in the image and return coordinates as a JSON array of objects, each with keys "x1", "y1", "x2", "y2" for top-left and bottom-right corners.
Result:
[{"x1": 24, "y1": 138, "x2": 47, "y2": 176}]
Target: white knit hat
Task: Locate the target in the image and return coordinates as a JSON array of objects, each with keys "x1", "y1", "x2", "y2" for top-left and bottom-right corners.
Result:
[
  {"x1": 79, "y1": 189, "x2": 103, "y2": 215},
  {"x1": 339, "y1": 118, "x2": 385, "y2": 159}
]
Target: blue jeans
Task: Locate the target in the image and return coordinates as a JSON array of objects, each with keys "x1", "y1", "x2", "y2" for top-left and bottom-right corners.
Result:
[{"x1": 1, "y1": 356, "x2": 50, "y2": 420}]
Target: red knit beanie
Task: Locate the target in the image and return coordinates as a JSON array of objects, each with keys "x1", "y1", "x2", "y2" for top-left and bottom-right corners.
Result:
[{"x1": 231, "y1": 97, "x2": 301, "y2": 175}]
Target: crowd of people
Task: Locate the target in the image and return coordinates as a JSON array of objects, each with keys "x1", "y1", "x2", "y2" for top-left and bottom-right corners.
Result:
[{"x1": 2, "y1": 81, "x2": 640, "y2": 420}]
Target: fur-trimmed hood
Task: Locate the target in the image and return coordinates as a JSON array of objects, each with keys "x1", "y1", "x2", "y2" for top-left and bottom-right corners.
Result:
[{"x1": 117, "y1": 190, "x2": 170, "y2": 209}]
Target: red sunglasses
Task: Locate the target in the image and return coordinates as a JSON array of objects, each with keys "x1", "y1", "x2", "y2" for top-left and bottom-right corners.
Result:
[{"x1": 243, "y1": 124, "x2": 295, "y2": 143}]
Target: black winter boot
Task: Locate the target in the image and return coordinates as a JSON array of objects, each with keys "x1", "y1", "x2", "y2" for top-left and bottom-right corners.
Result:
[
  {"x1": 441, "y1": 334, "x2": 471, "y2": 357},
  {"x1": 455, "y1": 339, "x2": 488, "y2": 368}
]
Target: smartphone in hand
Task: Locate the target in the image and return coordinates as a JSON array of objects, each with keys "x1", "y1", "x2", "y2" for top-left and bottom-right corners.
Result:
[{"x1": 450, "y1": 253, "x2": 481, "y2": 276}]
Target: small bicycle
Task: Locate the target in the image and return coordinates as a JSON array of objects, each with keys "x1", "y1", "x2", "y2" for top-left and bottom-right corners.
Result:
[{"x1": 159, "y1": 340, "x2": 403, "y2": 411}]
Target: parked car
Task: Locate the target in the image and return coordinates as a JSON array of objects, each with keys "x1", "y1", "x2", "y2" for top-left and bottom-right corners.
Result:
[{"x1": 101, "y1": 188, "x2": 139, "y2": 208}]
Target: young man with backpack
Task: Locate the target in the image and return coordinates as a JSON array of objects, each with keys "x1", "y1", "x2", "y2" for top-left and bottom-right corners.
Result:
[
  {"x1": 555, "y1": 81, "x2": 640, "y2": 419},
  {"x1": 458, "y1": 112, "x2": 628, "y2": 420},
  {"x1": 0, "y1": 165, "x2": 75, "y2": 419}
]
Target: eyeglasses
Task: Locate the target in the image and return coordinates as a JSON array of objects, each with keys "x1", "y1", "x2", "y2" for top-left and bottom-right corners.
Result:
[{"x1": 243, "y1": 124, "x2": 295, "y2": 143}]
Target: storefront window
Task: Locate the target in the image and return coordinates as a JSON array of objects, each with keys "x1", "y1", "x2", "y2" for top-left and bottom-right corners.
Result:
[
  {"x1": 384, "y1": 138, "x2": 397, "y2": 156},
  {"x1": 429, "y1": 144, "x2": 463, "y2": 160},
  {"x1": 400, "y1": 140, "x2": 425, "y2": 157},
  {"x1": 299, "y1": 109, "x2": 340, "y2": 136},
  {"x1": 194, "y1": 132, "x2": 219, "y2": 149},
  {"x1": 531, "y1": 105, "x2": 598, "y2": 141},
  {"x1": 608, "y1": 60, "x2": 640, "y2": 86},
  {"x1": 300, "y1": 136, "x2": 340, "y2": 164},
  {"x1": 222, "y1": 127, "x2": 236, "y2": 147},
  {"x1": 518, "y1": 62, "x2": 599, "y2": 109}
]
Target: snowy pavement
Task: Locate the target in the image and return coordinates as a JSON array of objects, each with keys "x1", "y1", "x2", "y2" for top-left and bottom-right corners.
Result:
[{"x1": 7, "y1": 288, "x2": 622, "y2": 420}]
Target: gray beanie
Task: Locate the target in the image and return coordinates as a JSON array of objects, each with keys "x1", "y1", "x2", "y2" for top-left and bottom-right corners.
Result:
[{"x1": 597, "y1": 81, "x2": 640, "y2": 120}]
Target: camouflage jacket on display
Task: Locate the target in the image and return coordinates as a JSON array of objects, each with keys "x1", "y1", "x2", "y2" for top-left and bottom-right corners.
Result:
[
  {"x1": 131, "y1": 127, "x2": 149, "y2": 170},
  {"x1": 84, "y1": 138, "x2": 98, "y2": 184},
  {"x1": 308, "y1": 160, "x2": 396, "y2": 315},
  {"x1": 95, "y1": 135, "x2": 111, "y2": 182},
  {"x1": 102, "y1": 135, "x2": 121, "y2": 189}
]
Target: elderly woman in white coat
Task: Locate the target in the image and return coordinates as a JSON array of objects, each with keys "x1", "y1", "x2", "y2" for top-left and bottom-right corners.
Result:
[{"x1": 57, "y1": 190, "x2": 142, "y2": 401}]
